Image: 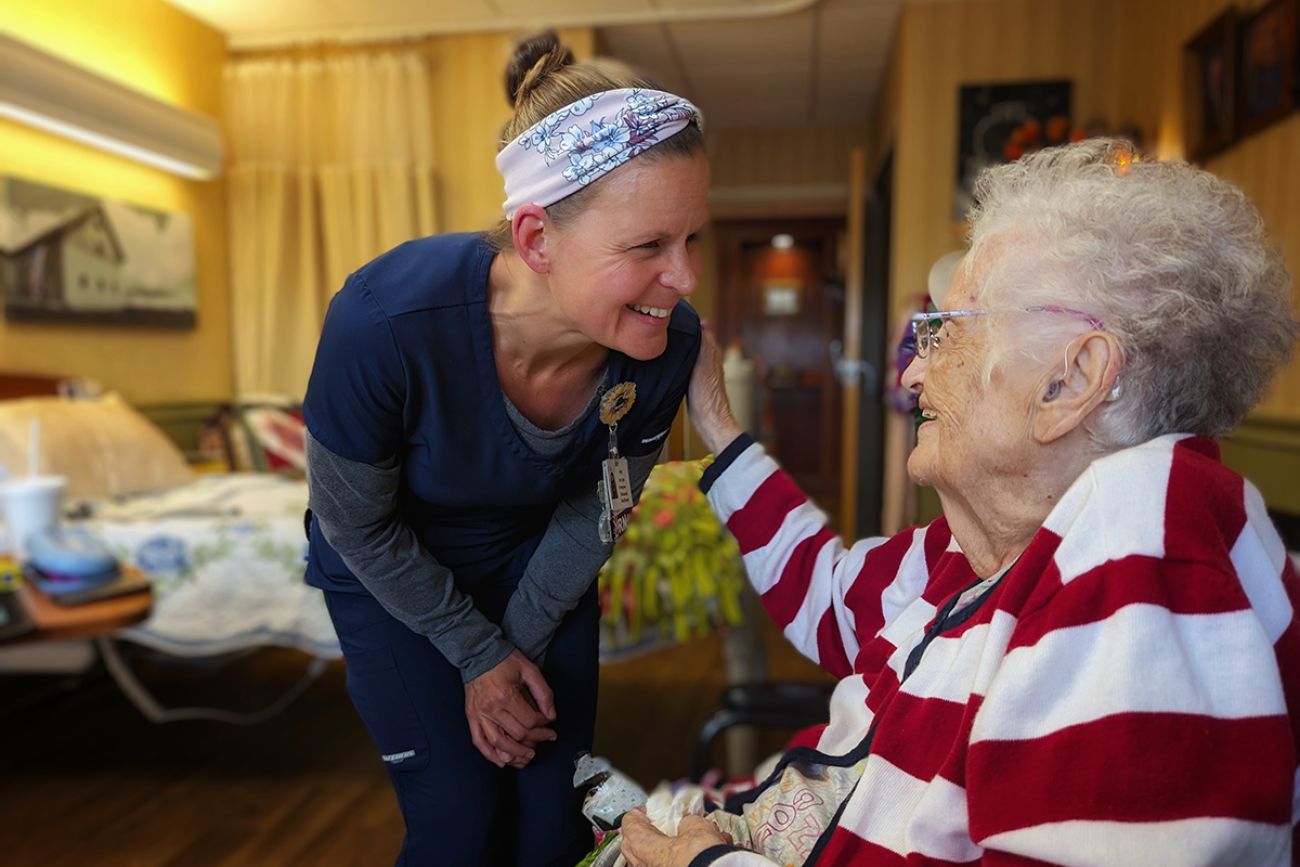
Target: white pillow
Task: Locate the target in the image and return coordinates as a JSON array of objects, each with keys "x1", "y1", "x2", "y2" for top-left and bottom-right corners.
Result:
[{"x1": 0, "y1": 393, "x2": 192, "y2": 500}]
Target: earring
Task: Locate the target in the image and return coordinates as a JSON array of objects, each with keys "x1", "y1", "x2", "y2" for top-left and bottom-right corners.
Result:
[
  {"x1": 1106, "y1": 379, "x2": 1122, "y2": 402},
  {"x1": 1044, "y1": 380, "x2": 1063, "y2": 401}
]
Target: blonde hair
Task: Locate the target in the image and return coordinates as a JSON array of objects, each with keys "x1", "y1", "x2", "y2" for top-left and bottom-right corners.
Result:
[{"x1": 487, "y1": 31, "x2": 704, "y2": 251}]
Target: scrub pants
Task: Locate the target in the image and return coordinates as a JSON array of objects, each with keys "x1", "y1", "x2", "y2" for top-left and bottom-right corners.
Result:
[{"x1": 323, "y1": 586, "x2": 599, "y2": 867}]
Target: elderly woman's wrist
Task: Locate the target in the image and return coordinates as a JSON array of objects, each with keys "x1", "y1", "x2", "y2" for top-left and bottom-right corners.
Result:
[{"x1": 700, "y1": 418, "x2": 743, "y2": 455}]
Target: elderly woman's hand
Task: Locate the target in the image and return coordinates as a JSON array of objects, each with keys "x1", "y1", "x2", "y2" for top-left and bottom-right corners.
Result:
[
  {"x1": 688, "y1": 328, "x2": 743, "y2": 455},
  {"x1": 620, "y1": 808, "x2": 730, "y2": 867}
]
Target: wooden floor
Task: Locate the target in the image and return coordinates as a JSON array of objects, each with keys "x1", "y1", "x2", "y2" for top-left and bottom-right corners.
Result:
[{"x1": 0, "y1": 625, "x2": 828, "y2": 866}]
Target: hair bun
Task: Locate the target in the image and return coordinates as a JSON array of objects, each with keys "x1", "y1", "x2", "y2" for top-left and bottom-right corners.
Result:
[{"x1": 505, "y1": 30, "x2": 575, "y2": 107}]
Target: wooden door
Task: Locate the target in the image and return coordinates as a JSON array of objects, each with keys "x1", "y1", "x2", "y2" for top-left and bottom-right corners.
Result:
[{"x1": 715, "y1": 219, "x2": 845, "y2": 519}]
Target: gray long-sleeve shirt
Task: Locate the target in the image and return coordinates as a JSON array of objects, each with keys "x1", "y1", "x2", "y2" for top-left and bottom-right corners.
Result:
[{"x1": 307, "y1": 390, "x2": 658, "y2": 682}]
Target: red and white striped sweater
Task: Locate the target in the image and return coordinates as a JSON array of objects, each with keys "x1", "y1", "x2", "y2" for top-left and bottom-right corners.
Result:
[{"x1": 693, "y1": 433, "x2": 1299, "y2": 866}]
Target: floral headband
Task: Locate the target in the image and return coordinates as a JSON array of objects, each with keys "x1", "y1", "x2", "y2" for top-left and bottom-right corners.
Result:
[{"x1": 496, "y1": 87, "x2": 704, "y2": 219}]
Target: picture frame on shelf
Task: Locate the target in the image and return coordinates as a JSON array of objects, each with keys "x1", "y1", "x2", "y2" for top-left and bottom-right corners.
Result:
[{"x1": 1183, "y1": 8, "x2": 1239, "y2": 162}]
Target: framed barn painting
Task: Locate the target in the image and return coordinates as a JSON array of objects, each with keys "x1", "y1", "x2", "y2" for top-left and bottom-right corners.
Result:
[{"x1": 0, "y1": 176, "x2": 196, "y2": 327}]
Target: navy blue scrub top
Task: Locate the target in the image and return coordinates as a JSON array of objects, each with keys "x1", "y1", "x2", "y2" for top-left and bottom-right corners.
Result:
[{"x1": 302, "y1": 232, "x2": 700, "y2": 600}]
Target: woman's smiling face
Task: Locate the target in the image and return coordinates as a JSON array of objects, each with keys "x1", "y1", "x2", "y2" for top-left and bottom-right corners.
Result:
[
  {"x1": 900, "y1": 257, "x2": 1046, "y2": 498},
  {"x1": 543, "y1": 152, "x2": 710, "y2": 361}
]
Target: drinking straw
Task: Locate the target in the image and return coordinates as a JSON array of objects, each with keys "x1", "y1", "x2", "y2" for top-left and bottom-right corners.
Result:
[{"x1": 28, "y1": 417, "x2": 39, "y2": 477}]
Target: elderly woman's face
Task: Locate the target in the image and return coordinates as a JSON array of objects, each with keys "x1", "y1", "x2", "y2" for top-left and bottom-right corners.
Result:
[
  {"x1": 544, "y1": 152, "x2": 710, "y2": 361},
  {"x1": 901, "y1": 263, "x2": 1044, "y2": 496}
]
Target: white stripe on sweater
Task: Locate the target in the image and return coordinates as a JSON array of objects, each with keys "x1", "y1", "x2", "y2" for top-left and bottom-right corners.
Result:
[
  {"x1": 881, "y1": 528, "x2": 933, "y2": 628},
  {"x1": 838, "y1": 755, "x2": 933, "y2": 857},
  {"x1": 836, "y1": 756, "x2": 983, "y2": 862},
  {"x1": 782, "y1": 533, "x2": 847, "y2": 662},
  {"x1": 706, "y1": 443, "x2": 778, "y2": 521},
  {"x1": 878, "y1": 600, "x2": 937, "y2": 682},
  {"x1": 980, "y1": 817, "x2": 1291, "y2": 866},
  {"x1": 971, "y1": 604, "x2": 1286, "y2": 744},
  {"x1": 827, "y1": 539, "x2": 877, "y2": 666},
  {"x1": 1045, "y1": 436, "x2": 1176, "y2": 583},
  {"x1": 871, "y1": 531, "x2": 937, "y2": 677},
  {"x1": 1234, "y1": 481, "x2": 1294, "y2": 643},
  {"x1": 740, "y1": 500, "x2": 829, "y2": 595},
  {"x1": 816, "y1": 675, "x2": 874, "y2": 756},
  {"x1": 898, "y1": 609, "x2": 1018, "y2": 705},
  {"x1": 909, "y1": 774, "x2": 984, "y2": 863}
]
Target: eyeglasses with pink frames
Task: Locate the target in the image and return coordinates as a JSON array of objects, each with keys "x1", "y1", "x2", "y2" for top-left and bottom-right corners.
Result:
[{"x1": 908, "y1": 305, "x2": 1105, "y2": 359}]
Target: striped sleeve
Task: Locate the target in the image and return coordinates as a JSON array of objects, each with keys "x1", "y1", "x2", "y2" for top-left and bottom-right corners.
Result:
[
  {"x1": 703, "y1": 437, "x2": 934, "y2": 679},
  {"x1": 966, "y1": 556, "x2": 1295, "y2": 865}
]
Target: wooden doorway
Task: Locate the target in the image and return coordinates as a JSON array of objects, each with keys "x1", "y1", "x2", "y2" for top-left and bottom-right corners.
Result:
[
  {"x1": 853, "y1": 151, "x2": 892, "y2": 537},
  {"x1": 714, "y1": 219, "x2": 846, "y2": 519}
]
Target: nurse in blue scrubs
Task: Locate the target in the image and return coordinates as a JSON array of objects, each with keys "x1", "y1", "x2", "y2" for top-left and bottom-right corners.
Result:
[{"x1": 301, "y1": 32, "x2": 708, "y2": 867}]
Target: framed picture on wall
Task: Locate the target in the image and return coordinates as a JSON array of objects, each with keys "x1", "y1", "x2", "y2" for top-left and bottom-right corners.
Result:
[
  {"x1": 1237, "y1": 0, "x2": 1297, "y2": 137},
  {"x1": 954, "y1": 80, "x2": 1072, "y2": 221},
  {"x1": 0, "y1": 176, "x2": 196, "y2": 328},
  {"x1": 1184, "y1": 9, "x2": 1239, "y2": 161}
]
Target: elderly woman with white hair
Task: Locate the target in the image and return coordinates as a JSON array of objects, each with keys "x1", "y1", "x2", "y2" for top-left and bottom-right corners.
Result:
[{"x1": 618, "y1": 139, "x2": 1300, "y2": 866}]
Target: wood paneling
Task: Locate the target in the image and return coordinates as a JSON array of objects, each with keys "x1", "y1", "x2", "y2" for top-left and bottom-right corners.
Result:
[{"x1": 707, "y1": 126, "x2": 869, "y2": 189}]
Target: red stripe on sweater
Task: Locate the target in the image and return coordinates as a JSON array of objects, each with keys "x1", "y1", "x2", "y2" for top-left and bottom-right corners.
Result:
[
  {"x1": 813, "y1": 830, "x2": 905, "y2": 866},
  {"x1": 997, "y1": 530, "x2": 1064, "y2": 616},
  {"x1": 865, "y1": 663, "x2": 900, "y2": 716},
  {"x1": 934, "y1": 694, "x2": 983, "y2": 790},
  {"x1": 1274, "y1": 558, "x2": 1300, "y2": 777},
  {"x1": 763, "y1": 526, "x2": 838, "y2": 630},
  {"x1": 816, "y1": 607, "x2": 853, "y2": 679},
  {"x1": 923, "y1": 519, "x2": 954, "y2": 572},
  {"x1": 868, "y1": 690, "x2": 969, "y2": 783},
  {"x1": 726, "y1": 469, "x2": 806, "y2": 555},
  {"x1": 1162, "y1": 439, "x2": 1247, "y2": 566},
  {"x1": 845, "y1": 530, "x2": 915, "y2": 650},
  {"x1": 967, "y1": 712, "x2": 1294, "y2": 837},
  {"x1": 1006, "y1": 556, "x2": 1252, "y2": 651},
  {"x1": 815, "y1": 830, "x2": 982, "y2": 866},
  {"x1": 979, "y1": 853, "x2": 1061, "y2": 866}
]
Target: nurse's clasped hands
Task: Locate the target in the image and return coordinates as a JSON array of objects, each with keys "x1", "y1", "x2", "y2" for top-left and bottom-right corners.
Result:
[{"x1": 465, "y1": 648, "x2": 557, "y2": 768}]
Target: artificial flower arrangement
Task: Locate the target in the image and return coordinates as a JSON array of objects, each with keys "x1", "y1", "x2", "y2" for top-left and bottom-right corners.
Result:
[{"x1": 597, "y1": 458, "x2": 747, "y2": 655}]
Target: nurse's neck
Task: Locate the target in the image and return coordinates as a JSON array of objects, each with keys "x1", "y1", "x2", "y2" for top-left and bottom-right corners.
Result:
[{"x1": 488, "y1": 251, "x2": 607, "y2": 382}]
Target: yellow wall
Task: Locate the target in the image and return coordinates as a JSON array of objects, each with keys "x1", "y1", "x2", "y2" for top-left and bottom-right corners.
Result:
[
  {"x1": 425, "y1": 29, "x2": 595, "y2": 234},
  {"x1": 708, "y1": 126, "x2": 869, "y2": 189},
  {"x1": 0, "y1": 0, "x2": 231, "y2": 404}
]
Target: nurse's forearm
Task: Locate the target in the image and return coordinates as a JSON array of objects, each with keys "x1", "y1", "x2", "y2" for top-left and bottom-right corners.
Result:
[
  {"x1": 502, "y1": 449, "x2": 659, "y2": 660},
  {"x1": 306, "y1": 432, "x2": 514, "y2": 682}
]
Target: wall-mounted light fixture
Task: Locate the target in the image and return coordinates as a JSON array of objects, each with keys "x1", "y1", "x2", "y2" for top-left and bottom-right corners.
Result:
[
  {"x1": 771, "y1": 233, "x2": 795, "y2": 250},
  {"x1": 0, "y1": 33, "x2": 223, "y2": 180}
]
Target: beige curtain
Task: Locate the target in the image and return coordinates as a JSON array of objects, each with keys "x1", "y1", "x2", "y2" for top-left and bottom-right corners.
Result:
[{"x1": 225, "y1": 51, "x2": 437, "y2": 398}]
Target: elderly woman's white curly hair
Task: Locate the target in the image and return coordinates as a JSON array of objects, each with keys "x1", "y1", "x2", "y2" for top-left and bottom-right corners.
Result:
[{"x1": 964, "y1": 137, "x2": 1297, "y2": 447}]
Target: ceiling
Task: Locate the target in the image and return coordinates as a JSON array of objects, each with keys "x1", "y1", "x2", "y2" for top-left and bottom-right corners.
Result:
[{"x1": 164, "y1": 0, "x2": 901, "y2": 128}]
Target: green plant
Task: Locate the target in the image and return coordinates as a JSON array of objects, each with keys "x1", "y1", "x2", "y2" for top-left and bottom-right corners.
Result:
[{"x1": 598, "y1": 459, "x2": 746, "y2": 652}]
